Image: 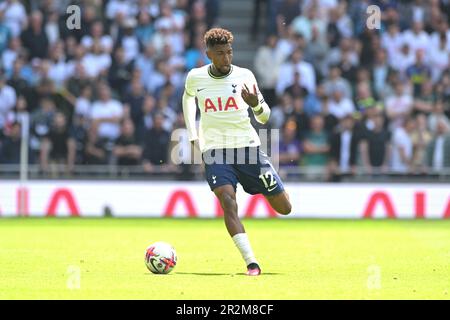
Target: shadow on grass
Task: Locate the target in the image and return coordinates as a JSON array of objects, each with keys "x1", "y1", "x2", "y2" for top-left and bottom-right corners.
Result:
[{"x1": 174, "y1": 272, "x2": 283, "y2": 276}]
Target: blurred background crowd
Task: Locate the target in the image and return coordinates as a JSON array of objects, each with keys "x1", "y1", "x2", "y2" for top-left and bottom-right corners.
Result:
[{"x1": 0, "y1": 0, "x2": 449, "y2": 181}]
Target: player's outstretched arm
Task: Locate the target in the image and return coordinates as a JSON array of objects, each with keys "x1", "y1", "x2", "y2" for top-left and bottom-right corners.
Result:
[{"x1": 241, "y1": 83, "x2": 271, "y2": 124}]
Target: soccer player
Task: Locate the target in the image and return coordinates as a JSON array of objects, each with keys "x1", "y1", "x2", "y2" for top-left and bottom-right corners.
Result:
[{"x1": 182, "y1": 28, "x2": 292, "y2": 276}]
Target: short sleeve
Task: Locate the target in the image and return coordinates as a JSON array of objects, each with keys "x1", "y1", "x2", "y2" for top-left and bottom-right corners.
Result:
[{"x1": 184, "y1": 71, "x2": 196, "y2": 97}]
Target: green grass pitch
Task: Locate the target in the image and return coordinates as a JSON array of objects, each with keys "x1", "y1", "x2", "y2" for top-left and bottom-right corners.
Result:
[{"x1": 0, "y1": 218, "x2": 449, "y2": 300}]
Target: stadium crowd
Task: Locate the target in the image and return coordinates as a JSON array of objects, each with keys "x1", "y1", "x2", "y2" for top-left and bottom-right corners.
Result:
[{"x1": 0, "y1": 0, "x2": 448, "y2": 181}]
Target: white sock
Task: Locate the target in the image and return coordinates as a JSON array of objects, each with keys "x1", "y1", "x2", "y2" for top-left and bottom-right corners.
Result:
[{"x1": 232, "y1": 233, "x2": 258, "y2": 266}]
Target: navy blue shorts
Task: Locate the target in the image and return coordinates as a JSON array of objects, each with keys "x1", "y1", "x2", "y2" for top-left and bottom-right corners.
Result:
[{"x1": 202, "y1": 147, "x2": 285, "y2": 196}]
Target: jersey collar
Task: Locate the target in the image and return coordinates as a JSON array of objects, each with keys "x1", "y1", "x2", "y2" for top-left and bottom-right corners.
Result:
[{"x1": 208, "y1": 64, "x2": 233, "y2": 79}]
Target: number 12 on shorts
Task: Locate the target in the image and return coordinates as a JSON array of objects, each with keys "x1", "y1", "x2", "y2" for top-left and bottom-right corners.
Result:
[{"x1": 259, "y1": 171, "x2": 277, "y2": 192}]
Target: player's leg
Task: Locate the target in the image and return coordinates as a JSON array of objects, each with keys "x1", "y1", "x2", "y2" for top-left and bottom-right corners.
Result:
[
  {"x1": 204, "y1": 149, "x2": 261, "y2": 275},
  {"x1": 213, "y1": 184, "x2": 261, "y2": 276},
  {"x1": 264, "y1": 190, "x2": 292, "y2": 215},
  {"x1": 237, "y1": 147, "x2": 292, "y2": 215},
  {"x1": 213, "y1": 184, "x2": 243, "y2": 236}
]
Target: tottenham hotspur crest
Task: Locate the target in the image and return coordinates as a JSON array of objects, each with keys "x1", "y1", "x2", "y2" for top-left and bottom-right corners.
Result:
[{"x1": 212, "y1": 175, "x2": 217, "y2": 184}]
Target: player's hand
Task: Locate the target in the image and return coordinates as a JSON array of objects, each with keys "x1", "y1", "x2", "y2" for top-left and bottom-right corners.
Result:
[{"x1": 241, "y1": 84, "x2": 258, "y2": 108}]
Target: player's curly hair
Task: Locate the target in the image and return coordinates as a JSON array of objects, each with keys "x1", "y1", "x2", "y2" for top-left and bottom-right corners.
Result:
[{"x1": 204, "y1": 28, "x2": 234, "y2": 48}]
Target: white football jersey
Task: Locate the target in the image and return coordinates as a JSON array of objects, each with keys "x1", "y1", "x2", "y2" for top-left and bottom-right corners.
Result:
[{"x1": 184, "y1": 64, "x2": 268, "y2": 152}]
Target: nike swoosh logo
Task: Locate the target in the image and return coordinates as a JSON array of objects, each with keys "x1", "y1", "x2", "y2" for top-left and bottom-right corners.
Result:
[
  {"x1": 267, "y1": 186, "x2": 277, "y2": 192},
  {"x1": 197, "y1": 88, "x2": 206, "y2": 92}
]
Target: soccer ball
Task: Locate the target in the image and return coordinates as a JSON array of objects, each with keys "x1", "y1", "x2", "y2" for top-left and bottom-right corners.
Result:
[{"x1": 145, "y1": 241, "x2": 177, "y2": 274}]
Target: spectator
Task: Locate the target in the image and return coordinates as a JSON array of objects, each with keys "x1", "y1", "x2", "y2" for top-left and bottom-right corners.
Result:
[
  {"x1": 81, "y1": 20, "x2": 113, "y2": 54},
  {"x1": 108, "y1": 46, "x2": 134, "y2": 98},
  {"x1": 328, "y1": 114, "x2": 359, "y2": 179},
  {"x1": 113, "y1": 119, "x2": 142, "y2": 166},
  {"x1": 0, "y1": 10, "x2": 11, "y2": 54},
  {"x1": 154, "y1": 96, "x2": 177, "y2": 132},
  {"x1": 412, "y1": 81, "x2": 435, "y2": 116},
  {"x1": 135, "y1": 43, "x2": 156, "y2": 86},
  {"x1": 429, "y1": 32, "x2": 449, "y2": 83},
  {"x1": 425, "y1": 118, "x2": 450, "y2": 172},
  {"x1": 47, "y1": 41, "x2": 72, "y2": 88},
  {"x1": 123, "y1": 78, "x2": 145, "y2": 135},
  {"x1": 277, "y1": 48, "x2": 316, "y2": 95},
  {"x1": 327, "y1": 37, "x2": 359, "y2": 73},
  {"x1": 142, "y1": 113, "x2": 171, "y2": 172},
  {"x1": 30, "y1": 97, "x2": 56, "y2": 157},
  {"x1": 304, "y1": 25, "x2": 329, "y2": 77},
  {"x1": 74, "y1": 85, "x2": 92, "y2": 119},
  {"x1": 435, "y1": 71, "x2": 450, "y2": 104},
  {"x1": 278, "y1": 120, "x2": 302, "y2": 175},
  {"x1": 106, "y1": 0, "x2": 135, "y2": 22},
  {"x1": 8, "y1": 57, "x2": 30, "y2": 100},
  {"x1": 302, "y1": 114, "x2": 330, "y2": 170},
  {"x1": 402, "y1": 20, "x2": 430, "y2": 56},
  {"x1": 5, "y1": 93, "x2": 26, "y2": 125},
  {"x1": 339, "y1": 50, "x2": 358, "y2": 85},
  {"x1": 303, "y1": 0, "x2": 339, "y2": 21},
  {"x1": 360, "y1": 112, "x2": 391, "y2": 174},
  {"x1": 291, "y1": 5, "x2": 326, "y2": 43},
  {"x1": 390, "y1": 43, "x2": 415, "y2": 78},
  {"x1": 44, "y1": 10, "x2": 60, "y2": 45},
  {"x1": 152, "y1": 15, "x2": 182, "y2": 56},
  {"x1": 168, "y1": 112, "x2": 194, "y2": 179},
  {"x1": 0, "y1": 120, "x2": 21, "y2": 163},
  {"x1": 1, "y1": 36, "x2": 21, "y2": 73},
  {"x1": 285, "y1": 71, "x2": 322, "y2": 116},
  {"x1": 84, "y1": 126, "x2": 110, "y2": 165},
  {"x1": 66, "y1": 62, "x2": 91, "y2": 98},
  {"x1": 135, "y1": 11, "x2": 154, "y2": 47},
  {"x1": 385, "y1": 81, "x2": 413, "y2": 129},
  {"x1": 406, "y1": 49, "x2": 431, "y2": 97},
  {"x1": 372, "y1": 48, "x2": 394, "y2": 100},
  {"x1": 284, "y1": 71, "x2": 309, "y2": 99},
  {"x1": 20, "y1": 11, "x2": 48, "y2": 59},
  {"x1": 291, "y1": 95, "x2": 310, "y2": 140},
  {"x1": 40, "y1": 112, "x2": 76, "y2": 175},
  {"x1": 160, "y1": 43, "x2": 185, "y2": 77},
  {"x1": 390, "y1": 116, "x2": 416, "y2": 173},
  {"x1": 0, "y1": 0, "x2": 27, "y2": 38},
  {"x1": 328, "y1": 88, "x2": 355, "y2": 119},
  {"x1": 144, "y1": 59, "x2": 169, "y2": 95},
  {"x1": 117, "y1": 18, "x2": 140, "y2": 64},
  {"x1": 430, "y1": 19, "x2": 450, "y2": 52},
  {"x1": 355, "y1": 82, "x2": 377, "y2": 114},
  {"x1": 71, "y1": 113, "x2": 88, "y2": 165},
  {"x1": 410, "y1": 113, "x2": 432, "y2": 172},
  {"x1": 90, "y1": 83, "x2": 124, "y2": 142},
  {"x1": 254, "y1": 34, "x2": 284, "y2": 108},
  {"x1": 333, "y1": 1, "x2": 353, "y2": 39},
  {"x1": 381, "y1": 23, "x2": 403, "y2": 62},
  {"x1": 428, "y1": 100, "x2": 450, "y2": 134},
  {"x1": 322, "y1": 65, "x2": 352, "y2": 100},
  {"x1": 81, "y1": 40, "x2": 112, "y2": 79},
  {"x1": 186, "y1": 2, "x2": 208, "y2": 48},
  {"x1": 185, "y1": 34, "x2": 210, "y2": 71},
  {"x1": 0, "y1": 71, "x2": 16, "y2": 133},
  {"x1": 320, "y1": 95, "x2": 339, "y2": 134},
  {"x1": 269, "y1": 92, "x2": 294, "y2": 130},
  {"x1": 134, "y1": 94, "x2": 156, "y2": 144}
]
